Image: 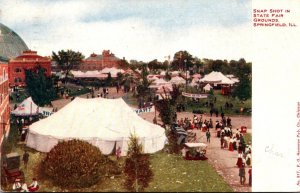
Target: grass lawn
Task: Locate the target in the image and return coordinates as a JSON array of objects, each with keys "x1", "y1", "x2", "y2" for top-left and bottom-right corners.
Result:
[
  {"x1": 1, "y1": 127, "x2": 233, "y2": 192},
  {"x1": 185, "y1": 90, "x2": 251, "y2": 116},
  {"x1": 123, "y1": 88, "x2": 251, "y2": 116}
]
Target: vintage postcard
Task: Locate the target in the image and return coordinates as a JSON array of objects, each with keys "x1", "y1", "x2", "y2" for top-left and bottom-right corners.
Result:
[{"x1": 0, "y1": 0, "x2": 299, "y2": 192}]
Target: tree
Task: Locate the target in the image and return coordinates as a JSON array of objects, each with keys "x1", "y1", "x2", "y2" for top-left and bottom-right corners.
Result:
[
  {"x1": 25, "y1": 66, "x2": 57, "y2": 106},
  {"x1": 171, "y1": 50, "x2": 194, "y2": 71},
  {"x1": 164, "y1": 71, "x2": 171, "y2": 81},
  {"x1": 156, "y1": 98, "x2": 176, "y2": 126},
  {"x1": 52, "y1": 49, "x2": 84, "y2": 84},
  {"x1": 124, "y1": 135, "x2": 153, "y2": 192},
  {"x1": 116, "y1": 72, "x2": 124, "y2": 86},
  {"x1": 136, "y1": 64, "x2": 151, "y2": 98},
  {"x1": 232, "y1": 60, "x2": 252, "y2": 101},
  {"x1": 118, "y1": 58, "x2": 130, "y2": 69},
  {"x1": 155, "y1": 85, "x2": 178, "y2": 126},
  {"x1": 105, "y1": 72, "x2": 112, "y2": 86}
]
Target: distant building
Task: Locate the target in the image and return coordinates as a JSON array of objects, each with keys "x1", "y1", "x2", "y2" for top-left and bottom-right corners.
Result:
[
  {"x1": 8, "y1": 50, "x2": 52, "y2": 87},
  {"x1": 80, "y1": 50, "x2": 121, "y2": 71},
  {"x1": 0, "y1": 63, "x2": 10, "y2": 148}
]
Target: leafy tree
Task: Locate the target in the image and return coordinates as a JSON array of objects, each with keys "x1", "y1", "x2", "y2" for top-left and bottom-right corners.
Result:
[
  {"x1": 165, "y1": 71, "x2": 171, "y2": 81},
  {"x1": 155, "y1": 86, "x2": 177, "y2": 126},
  {"x1": 232, "y1": 61, "x2": 252, "y2": 101},
  {"x1": 171, "y1": 50, "x2": 194, "y2": 71},
  {"x1": 116, "y1": 72, "x2": 124, "y2": 86},
  {"x1": 124, "y1": 135, "x2": 153, "y2": 192},
  {"x1": 136, "y1": 64, "x2": 151, "y2": 98},
  {"x1": 169, "y1": 84, "x2": 181, "y2": 105},
  {"x1": 162, "y1": 60, "x2": 169, "y2": 70},
  {"x1": 52, "y1": 49, "x2": 84, "y2": 84},
  {"x1": 232, "y1": 77, "x2": 251, "y2": 101},
  {"x1": 118, "y1": 58, "x2": 130, "y2": 69},
  {"x1": 105, "y1": 72, "x2": 112, "y2": 86},
  {"x1": 25, "y1": 66, "x2": 57, "y2": 106}
]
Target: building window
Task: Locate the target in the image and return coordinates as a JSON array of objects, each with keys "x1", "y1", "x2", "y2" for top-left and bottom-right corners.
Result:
[{"x1": 15, "y1": 68, "x2": 22, "y2": 73}]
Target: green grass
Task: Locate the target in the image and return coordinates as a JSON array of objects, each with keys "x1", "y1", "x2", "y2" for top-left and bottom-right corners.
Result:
[
  {"x1": 1, "y1": 133, "x2": 233, "y2": 192},
  {"x1": 185, "y1": 90, "x2": 251, "y2": 116},
  {"x1": 146, "y1": 153, "x2": 233, "y2": 192}
]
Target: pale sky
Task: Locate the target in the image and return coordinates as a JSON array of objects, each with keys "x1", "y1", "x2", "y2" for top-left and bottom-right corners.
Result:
[{"x1": 0, "y1": 0, "x2": 252, "y2": 62}]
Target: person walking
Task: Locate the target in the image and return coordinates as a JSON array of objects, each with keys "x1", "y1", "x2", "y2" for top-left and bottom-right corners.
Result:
[
  {"x1": 239, "y1": 164, "x2": 246, "y2": 185},
  {"x1": 22, "y1": 151, "x2": 29, "y2": 169},
  {"x1": 248, "y1": 168, "x2": 252, "y2": 186},
  {"x1": 206, "y1": 130, "x2": 211, "y2": 143}
]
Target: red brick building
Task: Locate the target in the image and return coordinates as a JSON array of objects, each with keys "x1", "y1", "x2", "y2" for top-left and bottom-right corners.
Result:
[
  {"x1": 8, "y1": 50, "x2": 51, "y2": 87},
  {"x1": 0, "y1": 63, "x2": 10, "y2": 147},
  {"x1": 80, "y1": 50, "x2": 121, "y2": 71}
]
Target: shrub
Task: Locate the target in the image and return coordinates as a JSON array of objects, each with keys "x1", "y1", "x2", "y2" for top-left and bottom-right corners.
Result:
[
  {"x1": 42, "y1": 139, "x2": 105, "y2": 188},
  {"x1": 124, "y1": 135, "x2": 153, "y2": 192}
]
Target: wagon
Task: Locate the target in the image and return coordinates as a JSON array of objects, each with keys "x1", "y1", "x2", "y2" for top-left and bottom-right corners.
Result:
[
  {"x1": 183, "y1": 142, "x2": 208, "y2": 161},
  {"x1": 1, "y1": 152, "x2": 25, "y2": 185}
]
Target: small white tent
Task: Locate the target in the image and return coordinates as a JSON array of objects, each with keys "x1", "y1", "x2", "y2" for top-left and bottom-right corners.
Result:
[
  {"x1": 26, "y1": 97, "x2": 166, "y2": 156},
  {"x1": 11, "y1": 97, "x2": 40, "y2": 116},
  {"x1": 203, "y1": 83, "x2": 213, "y2": 92}
]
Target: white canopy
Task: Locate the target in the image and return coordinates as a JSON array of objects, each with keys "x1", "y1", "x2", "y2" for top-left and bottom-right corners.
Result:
[
  {"x1": 11, "y1": 97, "x2": 40, "y2": 116},
  {"x1": 203, "y1": 83, "x2": 213, "y2": 91},
  {"x1": 71, "y1": 70, "x2": 108, "y2": 79},
  {"x1": 156, "y1": 84, "x2": 173, "y2": 94},
  {"x1": 101, "y1": 67, "x2": 125, "y2": 76},
  {"x1": 170, "y1": 76, "x2": 186, "y2": 85},
  {"x1": 26, "y1": 97, "x2": 166, "y2": 156},
  {"x1": 200, "y1": 71, "x2": 235, "y2": 85}
]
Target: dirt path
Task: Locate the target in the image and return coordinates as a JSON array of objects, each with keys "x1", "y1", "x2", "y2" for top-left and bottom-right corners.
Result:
[
  {"x1": 140, "y1": 109, "x2": 252, "y2": 192},
  {"x1": 50, "y1": 87, "x2": 251, "y2": 192}
]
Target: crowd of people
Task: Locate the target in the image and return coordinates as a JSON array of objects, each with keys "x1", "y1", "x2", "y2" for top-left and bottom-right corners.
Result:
[
  {"x1": 214, "y1": 116, "x2": 252, "y2": 187},
  {"x1": 176, "y1": 112, "x2": 252, "y2": 188},
  {"x1": 176, "y1": 114, "x2": 214, "y2": 131}
]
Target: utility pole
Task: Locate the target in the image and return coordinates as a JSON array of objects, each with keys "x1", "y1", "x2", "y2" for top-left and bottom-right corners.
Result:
[{"x1": 184, "y1": 59, "x2": 187, "y2": 92}]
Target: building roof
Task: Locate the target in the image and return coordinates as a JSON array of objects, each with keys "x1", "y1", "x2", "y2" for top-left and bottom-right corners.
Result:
[
  {"x1": 10, "y1": 50, "x2": 50, "y2": 62},
  {"x1": 0, "y1": 23, "x2": 29, "y2": 62},
  {"x1": 85, "y1": 51, "x2": 120, "y2": 61}
]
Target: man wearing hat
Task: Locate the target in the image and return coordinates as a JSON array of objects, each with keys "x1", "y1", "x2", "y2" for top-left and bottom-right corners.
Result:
[{"x1": 12, "y1": 178, "x2": 22, "y2": 191}]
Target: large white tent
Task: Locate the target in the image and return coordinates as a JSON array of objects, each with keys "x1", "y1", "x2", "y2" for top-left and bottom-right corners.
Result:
[
  {"x1": 200, "y1": 71, "x2": 235, "y2": 85},
  {"x1": 26, "y1": 97, "x2": 166, "y2": 156},
  {"x1": 11, "y1": 97, "x2": 40, "y2": 116}
]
